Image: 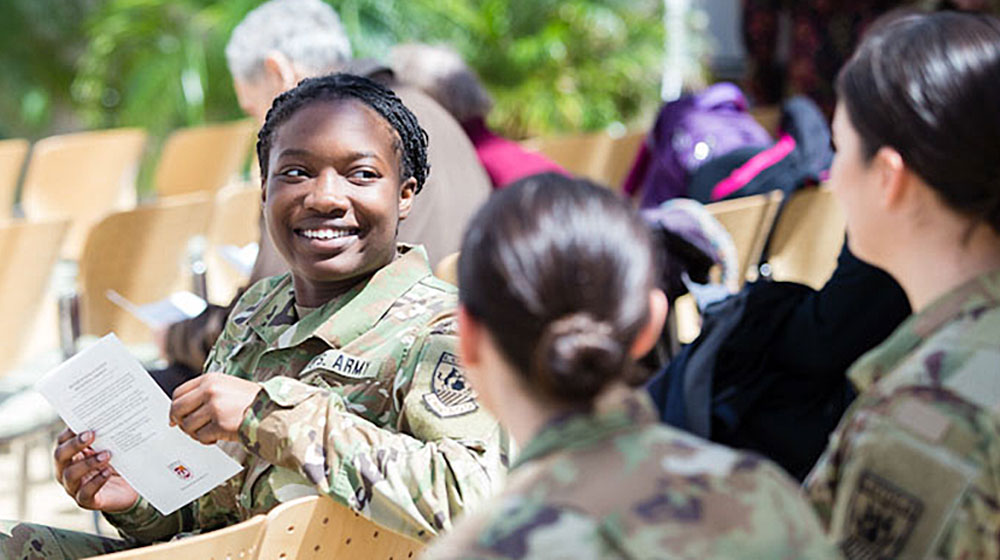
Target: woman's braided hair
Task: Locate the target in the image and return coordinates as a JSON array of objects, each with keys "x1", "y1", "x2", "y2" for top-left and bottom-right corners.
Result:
[{"x1": 256, "y1": 73, "x2": 430, "y2": 192}]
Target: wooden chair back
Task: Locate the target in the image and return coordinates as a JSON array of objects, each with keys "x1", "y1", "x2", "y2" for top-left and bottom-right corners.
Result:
[
  {"x1": 206, "y1": 184, "x2": 262, "y2": 304},
  {"x1": 522, "y1": 131, "x2": 611, "y2": 183},
  {"x1": 0, "y1": 139, "x2": 29, "y2": 215},
  {"x1": 749, "y1": 105, "x2": 782, "y2": 137},
  {"x1": 706, "y1": 190, "x2": 784, "y2": 284},
  {"x1": 78, "y1": 195, "x2": 213, "y2": 344},
  {"x1": 83, "y1": 515, "x2": 265, "y2": 560},
  {"x1": 602, "y1": 131, "x2": 646, "y2": 190},
  {"x1": 20, "y1": 128, "x2": 146, "y2": 259},
  {"x1": 257, "y1": 495, "x2": 423, "y2": 560},
  {"x1": 155, "y1": 120, "x2": 256, "y2": 198},
  {"x1": 0, "y1": 218, "x2": 69, "y2": 373},
  {"x1": 433, "y1": 251, "x2": 459, "y2": 286},
  {"x1": 766, "y1": 186, "x2": 845, "y2": 289},
  {"x1": 522, "y1": 130, "x2": 647, "y2": 189}
]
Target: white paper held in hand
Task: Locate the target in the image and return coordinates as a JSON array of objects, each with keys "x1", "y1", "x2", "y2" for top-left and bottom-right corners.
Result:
[{"x1": 34, "y1": 334, "x2": 243, "y2": 515}]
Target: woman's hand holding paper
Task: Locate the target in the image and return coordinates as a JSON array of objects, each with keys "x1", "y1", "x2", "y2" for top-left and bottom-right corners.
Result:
[
  {"x1": 169, "y1": 373, "x2": 262, "y2": 445},
  {"x1": 54, "y1": 428, "x2": 140, "y2": 513}
]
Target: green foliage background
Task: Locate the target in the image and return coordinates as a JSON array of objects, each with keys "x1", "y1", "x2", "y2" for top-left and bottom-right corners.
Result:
[{"x1": 0, "y1": 0, "x2": 665, "y2": 143}]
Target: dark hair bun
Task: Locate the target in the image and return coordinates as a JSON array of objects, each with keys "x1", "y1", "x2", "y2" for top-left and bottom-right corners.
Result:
[{"x1": 533, "y1": 313, "x2": 626, "y2": 401}]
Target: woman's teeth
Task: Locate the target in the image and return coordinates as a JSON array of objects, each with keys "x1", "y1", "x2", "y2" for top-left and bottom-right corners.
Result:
[{"x1": 300, "y1": 228, "x2": 358, "y2": 240}]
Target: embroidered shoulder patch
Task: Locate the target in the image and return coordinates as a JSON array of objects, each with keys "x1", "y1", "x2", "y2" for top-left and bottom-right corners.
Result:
[
  {"x1": 422, "y1": 352, "x2": 478, "y2": 418},
  {"x1": 842, "y1": 470, "x2": 924, "y2": 559}
]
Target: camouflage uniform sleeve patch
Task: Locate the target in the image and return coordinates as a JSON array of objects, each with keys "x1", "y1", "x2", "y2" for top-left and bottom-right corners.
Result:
[
  {"x1": 840, "y1": 471, "x2": 923, "y2": 559},
  {"x1": 422, "y1": 351, "x2": 478, "y2": 418},
  {"x1": 402, "y1": 334, "x2": 499, "y2": 444},
  {"x1": 825, "y1": 406, "x2": 979, "y2": 558}
]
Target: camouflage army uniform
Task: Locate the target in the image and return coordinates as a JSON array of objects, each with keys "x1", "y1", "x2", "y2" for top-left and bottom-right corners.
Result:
[
  {"x1": 805, "y1": 268, "x2": 1000, "y2": 559},
  {"x1": 422, "y1": 386, "x2": 838, "y2": 560},
  {"x1": 0, "y1": 245, "x2": 505, "y2": 560}
]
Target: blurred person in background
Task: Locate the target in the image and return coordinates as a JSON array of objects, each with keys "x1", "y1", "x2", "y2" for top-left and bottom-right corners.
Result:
[
  {"x1": 157, "y1": 0, "x2": 492, "y2": 394},
  {"x1": 389, "y1": 43, "x2": 567, "y2": 190},
  {"x1": 423, "y1": 173, "x2": 837, "y2": 559},
  {"x1": 742, "y1": 0, "x2": 999, "y2": 119},
  {"x1": 804, "y1": 11, "x2": 1000, "y2": 558}
]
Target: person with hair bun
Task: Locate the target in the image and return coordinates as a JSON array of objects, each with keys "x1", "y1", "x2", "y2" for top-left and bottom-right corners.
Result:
[
  {"x1": 423, "y1": 173, "x2": 836, "y2": 559},
  {"x1": 804, "y1": 11, "x2": 1000, "y2": 559}
]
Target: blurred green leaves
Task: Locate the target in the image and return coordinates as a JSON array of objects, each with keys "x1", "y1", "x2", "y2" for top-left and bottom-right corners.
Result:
[{"x1": 0, "y1": 0, "x2": 665, "y2": 140}]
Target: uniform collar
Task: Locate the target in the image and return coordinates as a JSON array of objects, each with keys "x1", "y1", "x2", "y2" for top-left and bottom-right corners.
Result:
[
  {"x1": 850, "y1": 266, "x2": 1000, "y2": 392},
  {"x1": 247, "y1": 244, "x2": 433, "y2": 349},
  {"x1": 511, "y1": 386, "x2": 656, "y2": 470}
]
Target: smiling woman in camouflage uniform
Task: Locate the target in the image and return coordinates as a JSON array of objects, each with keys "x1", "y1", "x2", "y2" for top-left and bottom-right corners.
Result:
[
  {"x1": 804, "y1": 11, "x2": 1000, "y2": 559},
  {"x1": 0, "y1": 73, "x2": 505, "y2": 560},
  {"x1": 422, "y1": 173, "x2": 837, "y2": 559}
]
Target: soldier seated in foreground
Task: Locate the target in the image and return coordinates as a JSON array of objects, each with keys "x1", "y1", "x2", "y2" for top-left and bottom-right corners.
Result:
[
  {"x1": 422, "y1": 173, "x2": 838, "y2": 559},
  {"x1": 805, "y1": 11, "x2": 1000, "y2": 559},
  {"x1": 0, "y1": 74, "x2": 505, "y2": 560}
]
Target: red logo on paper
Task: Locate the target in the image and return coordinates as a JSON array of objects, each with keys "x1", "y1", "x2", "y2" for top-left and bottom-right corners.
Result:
[{"x1": 169, "y1": 461, "x2": 192, "y2": 480}]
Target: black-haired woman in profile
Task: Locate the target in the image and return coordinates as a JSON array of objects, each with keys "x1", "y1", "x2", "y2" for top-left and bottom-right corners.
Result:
[
  {"x1": 423, "y1": 173, "x2": 837, "y2": 559},
  {"x1": 804, "y1": 11, "x2": 1000, "y2": 559}
]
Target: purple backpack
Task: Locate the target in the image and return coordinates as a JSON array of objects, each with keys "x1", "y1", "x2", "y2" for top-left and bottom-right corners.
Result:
[{"x1": 624, "y1": 83, "x2": 772, "y2": 209}]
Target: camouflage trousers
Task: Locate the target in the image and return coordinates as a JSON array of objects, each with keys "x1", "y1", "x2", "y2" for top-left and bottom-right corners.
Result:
[{"x1": 0, "y1": 520, "x2": 131, "y2": 560}]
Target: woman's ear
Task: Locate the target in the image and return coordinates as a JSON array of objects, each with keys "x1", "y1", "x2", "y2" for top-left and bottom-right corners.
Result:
[
  {"x1": 629, "y1": 289, "x2": 668, "y2": 359},
  {"x1": 398, "y1": 177, "x2": 417, "y2": 221},
  {"x1": 874, "y1": 146, "x2": 907, "y2": 210},
  {"x1": 457, "y1": 305, "x2": 482, "y2": 370}
]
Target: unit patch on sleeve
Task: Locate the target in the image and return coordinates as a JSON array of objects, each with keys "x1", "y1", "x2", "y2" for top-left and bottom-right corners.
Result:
[
  {"x1": 842, "y1": 470, "x2": 924, "y2": 560},
  {"x1": 423, "y1": 351, "x2": 478, "y2": 418},
  {"x1": 302, "y1": 349, "x2": 374, "y2": 379}
]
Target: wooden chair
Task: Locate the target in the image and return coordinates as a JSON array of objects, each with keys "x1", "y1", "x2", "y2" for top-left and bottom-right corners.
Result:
[
  {"x1": 672, "y1": 191, "x2": 784, "y2": 344},
  {"x1": 83, "y1": 515, "x2": 266, "y2": 560},
  {"x1": 433, "y1": 251, "x2": 459, "y2": 286},
  {"x1": 749, "y1": 105, "x2": 782, "y2": 137},
  {"x1": 77, "y1": 195, "x2": 213, "y2": 344},
  {"x1": 601, "y1": 130, "x2": 646, "y2": 190},
  {"x1": 521, "y1": 131, "x2": 612, "y2": 184},
  {"x1": 0, "y1": 218, "x2": 69, "y2": 374},
  {"x1": 20, "y1": 128, "x2": 146, "y2": 259},
  {"x1": 257, "y1": 495, "x2": 423, "y2": 560},
  {"x1": 766, "y1": 186, "x2": 845, "y2": 289},
  {"x1": 155, "y1": 120, "x2": 256, "y2": 198},
  {"x1": 705, "y1": 191, "x2": 784, "y2": 285},
  {"x1": 0, "y1": 139, "x2": 29, "y2": 215},
  {"x1": 205, "y1": 184, "x2": 262, "y2": 304}
]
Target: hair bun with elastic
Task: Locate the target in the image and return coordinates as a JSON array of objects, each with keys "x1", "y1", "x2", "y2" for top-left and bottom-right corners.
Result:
[{"x1": 533, "y1": 313, "x2": 626, "y2": 402}]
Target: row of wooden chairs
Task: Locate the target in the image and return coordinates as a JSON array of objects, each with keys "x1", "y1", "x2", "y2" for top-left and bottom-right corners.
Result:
[
  {"x1": 0, "y1": 186, "x2": 261, "y2": 373},
  {"x1": 85, "y1": 495, "x2": 422, "y2": 560},
  {"x1": 0, "y1": 120, "x2": 255, "y2": 259}
]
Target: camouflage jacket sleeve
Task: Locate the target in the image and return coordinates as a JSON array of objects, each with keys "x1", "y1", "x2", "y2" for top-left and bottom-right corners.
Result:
[
  {"x1": 238, "y1": 329, "x2": 505, "y2": 542},
  {"x1": 102, "y1": 497, "x2": 193, "y2": 544}
]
